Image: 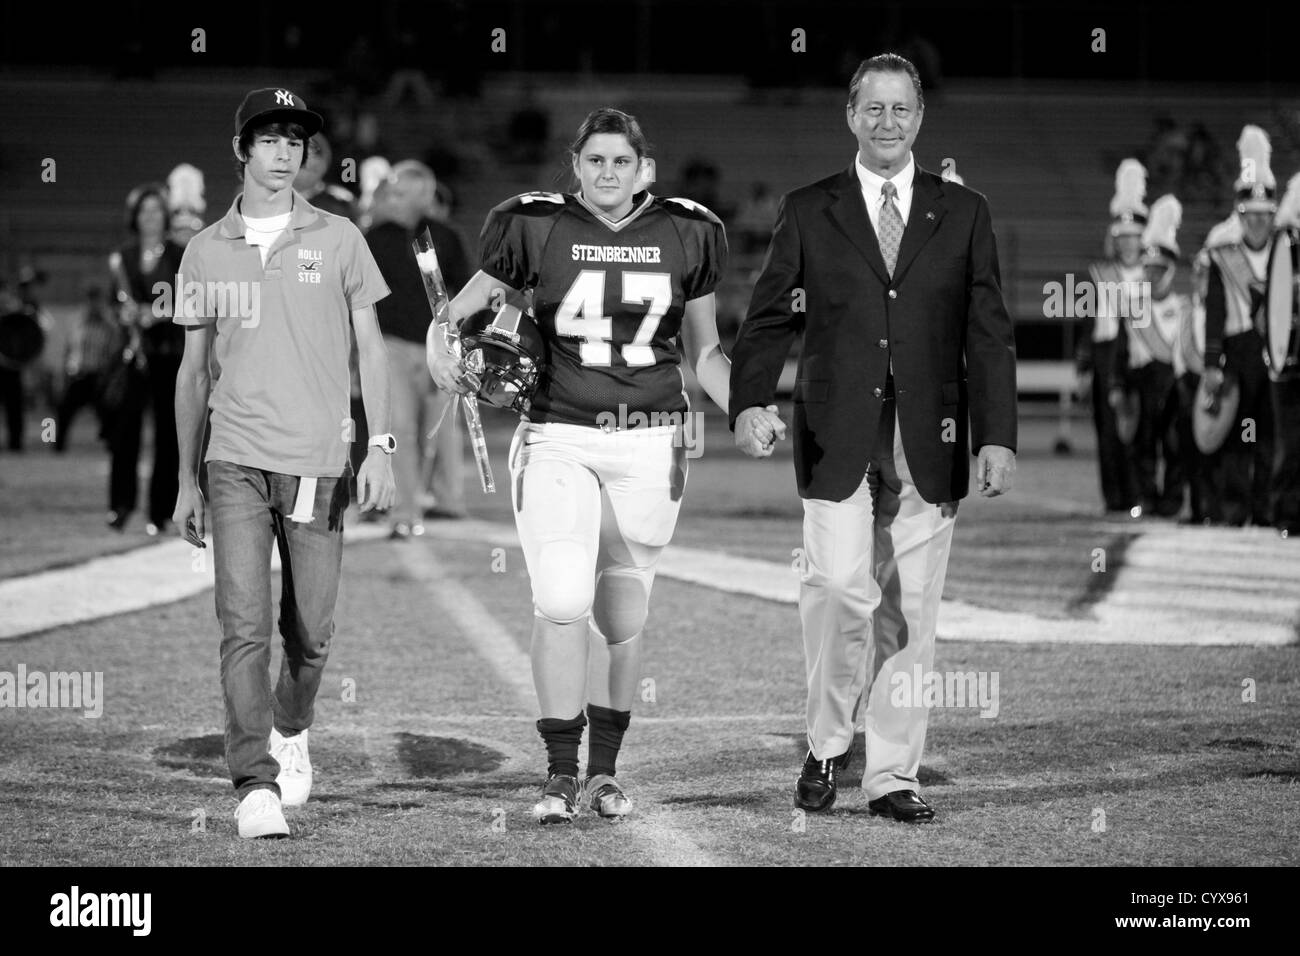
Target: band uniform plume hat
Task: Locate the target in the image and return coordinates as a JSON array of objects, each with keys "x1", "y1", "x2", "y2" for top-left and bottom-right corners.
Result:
[
  {"x1": 1110, "y1": 158, "x2": 1148, "y2": 237},
  {"x1": 1235, "y1": 125, "x2": 1277, "y2": 214}
]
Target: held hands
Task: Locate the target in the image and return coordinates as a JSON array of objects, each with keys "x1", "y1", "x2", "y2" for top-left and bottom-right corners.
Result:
[
  {"x1": 735, "y1": 405, "x2": 787, "y2": 458},
  {"x1": 427, "y1": 348, "x2": 480, "y2": 396},
  {"x1": 977, "y1": 445, "x2": 1016, "y2": 498},
  {"x1": 357, "y1": 448, "x2": 397, "y2": 513}
]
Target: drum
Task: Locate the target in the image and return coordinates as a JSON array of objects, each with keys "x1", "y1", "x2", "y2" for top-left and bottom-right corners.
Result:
[
  {"x1": 0, "y1": 309, "x2": 45, "y2": 369},
  {"x1": 1193, "y1": 374, "x2": 1241, "y2": 454},
  {"x1": 1114, "y1": 388, "x2": 1140, "y2": 446},
  {"x1": 1265, "y1": 229, "x2": 1300, "y2": 383}
]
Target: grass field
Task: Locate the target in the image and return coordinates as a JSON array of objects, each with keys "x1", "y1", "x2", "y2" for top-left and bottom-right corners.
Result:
[{"x1": 1, "y1": 407, "x2": 1297, "y2": 866}]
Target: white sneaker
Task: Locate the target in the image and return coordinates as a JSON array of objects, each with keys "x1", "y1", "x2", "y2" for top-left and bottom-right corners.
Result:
[
  {"x1": 269, "y1": 727, "x2": 312, "y2": 806},
  {"x1": 235, "y1": 789, "x2": 289, "y2": 839}
]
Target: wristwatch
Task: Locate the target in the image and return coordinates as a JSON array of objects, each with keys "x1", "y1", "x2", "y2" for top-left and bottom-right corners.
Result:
[{"x1": 368, "y1": 433, "x2": 397, "y2": 454}]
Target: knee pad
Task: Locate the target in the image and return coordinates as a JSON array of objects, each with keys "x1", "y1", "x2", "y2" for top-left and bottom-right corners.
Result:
[
  {"x1": 531, "y1": 541, "x2": 595, "y2": 624},
  {"x1": 591, "y1": 568, "x2": 652, "y2": 644}
]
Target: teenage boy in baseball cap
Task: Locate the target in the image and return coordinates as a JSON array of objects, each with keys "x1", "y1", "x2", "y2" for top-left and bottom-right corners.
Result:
[{"x1": 173, "y1": 87, "x2": 396, "y2": 838}]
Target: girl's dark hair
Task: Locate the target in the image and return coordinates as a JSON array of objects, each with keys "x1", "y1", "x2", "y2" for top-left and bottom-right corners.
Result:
[
  {"x1": 233, "y1": 120, "x2": 311, "y2": 181},
  {"x1": 124, "y1": 183, "x2": 170, "y2": 236},
  {"x1": 568, "y1": 108, "x2": 651, "y2": 160}
]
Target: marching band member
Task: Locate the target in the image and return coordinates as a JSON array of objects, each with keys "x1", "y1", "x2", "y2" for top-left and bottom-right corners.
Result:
[
  {"x1": 1265, "y1": 173, "x2": 1300, "y2": 536},
  {"x1": 1113, "y1": 194, "x2": 1186, "y2": 517},
  {"x1": 1200, "y1": 126, "x2": 1277, "y2": 527},
  {"x1": 1080, "y1": 159, "x2": 1145, "y2": 516}
]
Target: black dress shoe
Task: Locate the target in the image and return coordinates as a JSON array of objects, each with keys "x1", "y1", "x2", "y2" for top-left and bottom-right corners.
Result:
[
  {"x1": 795, "y1": 749, "x2": 850, "y2": 812},
  {"x1": 868, "y1": 789, "x2": 936, "y2": 823}
]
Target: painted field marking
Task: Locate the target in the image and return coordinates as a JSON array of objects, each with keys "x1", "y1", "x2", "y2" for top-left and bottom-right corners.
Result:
[
  {"x1": 4, "y1": 517, "x2": 1296, "y2": 647},
  {"x1": 415, "y1": 521, "x2": 1300, "y2": 647},
  {"x1": 0, "y1": 523, "x2": 389, "y2": 641}
]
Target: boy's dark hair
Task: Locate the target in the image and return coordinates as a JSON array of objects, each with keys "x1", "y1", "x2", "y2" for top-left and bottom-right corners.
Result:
[{"x1": 233, "y1": 121, "x2": 311, "y2": 182}]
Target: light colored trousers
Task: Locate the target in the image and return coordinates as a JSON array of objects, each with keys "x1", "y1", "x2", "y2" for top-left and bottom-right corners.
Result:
[
  {"x1": 799, "y1": 407, "x2": 957, "y2": 800},
  {"x1": 385, "y1": 337, "x2": 465, "y2": 525}
]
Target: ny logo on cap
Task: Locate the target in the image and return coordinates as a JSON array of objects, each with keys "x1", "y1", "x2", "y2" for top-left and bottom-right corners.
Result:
[{"x1": 275, "y1": 89, "x2": 294, "y2": 106}]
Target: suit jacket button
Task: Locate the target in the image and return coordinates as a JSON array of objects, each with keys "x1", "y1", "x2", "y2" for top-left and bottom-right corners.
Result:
[
  {"x1": 877, "y1": 338, "x2": 888, "y2": 348},
  {"x1": 873, "y1": 387, "x2": 883, "y2": 398},
  {"x1": 888, "y1": 289, "x2": 898, "y2": 299}
]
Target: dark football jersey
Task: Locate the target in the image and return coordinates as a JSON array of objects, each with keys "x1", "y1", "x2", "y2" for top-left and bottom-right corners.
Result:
[{"x1": 478, "y1": 191, "x2": 727, "y2": 426}]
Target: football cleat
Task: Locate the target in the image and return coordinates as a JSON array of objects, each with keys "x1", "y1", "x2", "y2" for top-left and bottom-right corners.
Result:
[
  {"x1": 583, "y1": 774, "x2": 632, "y2": 821},
  {"x1": 532, "y1": 773, "x2": 580, "y2": 825},
  {"x1": 458, "y1": 303, "x2": 548, "y2": 414},
  {"x1": 269, "y1": 727, "x2": 312, "y2": 807}
]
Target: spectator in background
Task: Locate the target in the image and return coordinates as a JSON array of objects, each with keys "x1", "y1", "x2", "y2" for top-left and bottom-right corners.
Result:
[
  {"x1": 106, "y1": 183, "x2": 185, "y2": 534},
  {"x1": 294, "y1": 133, "x2": 359, "y2": 222},
  {"x1": 357, "y1": 155, "x2": 393, "y2": 231},
  {"x1": 0, "y1": 266, "x2": 54, "y2": 451},
  {"x1": 56, "y1": 285, "x2": 120, "y2": 452},
  {"x1": 1184, "y1": 123, "x2": 1224, "y2": 201},
  {"x1": 167, "y1": 163, "x2": 207, "y2": 246},
  {"x1": 346, "y1": 154, "x2": 394, "y2": 494},
  {"x1": 419, "y1": 179, "x2": 473, "y2": 516},
  {"x1": 676, "y1": 158, "x2": 734, "y2": 221},
  {"x1": 506, "y1": 88, "x2": 551, "y2": 166},
  {"x1": 0, "y1": 282, "x2": 33, "y2": 451},
  {"x1": 430, "y1": 181, "x2": 456, "y2": 223},
  {"x1": 1144, "y1": 116, "x2": 1189, "y2": 197},
  {"x1": 735, "y1": 181, "x2": 780, "y2": 254},
  {"x1": 364, "y1": 160, "x2": 470, "y2": 536}
]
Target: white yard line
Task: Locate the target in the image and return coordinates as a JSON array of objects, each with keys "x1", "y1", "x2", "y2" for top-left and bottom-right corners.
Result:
[
  {"x1": 393, "y1": 545, "x2": 536, "y2": 706},
  {"x1": 4, "y1": 517, "x2": 1296, "y2": 647},
  {"x1": 414, "y1": 520, "x2": 1300, "y2": 647},
  {"x1": 0, "y1": 523, "x2": 390, "y2": 641}
]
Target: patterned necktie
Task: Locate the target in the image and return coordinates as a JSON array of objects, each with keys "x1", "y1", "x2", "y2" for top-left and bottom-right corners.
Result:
[{"x1": 878, "y1": 181, "x2": 904, "y2": 277}]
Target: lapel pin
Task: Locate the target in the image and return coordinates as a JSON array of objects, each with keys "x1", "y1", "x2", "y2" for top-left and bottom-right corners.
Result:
[{"x1": 926, "y1": 211, "x2": 935, "y2": 220}]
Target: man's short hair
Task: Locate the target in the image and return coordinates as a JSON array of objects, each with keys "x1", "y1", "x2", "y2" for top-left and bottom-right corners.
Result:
[
  {"x1": 391, "y1": 159, "x2": 437, "y2": 191},
  {"x1": 390, "y1": 159, "x2": 437, "y2": 211},
  {"x1": 847, "y1": 53, "x2": 924, "y2": 112},
  {"x1": 306, "y1": 132, "x2": 332, "y2": 167}
]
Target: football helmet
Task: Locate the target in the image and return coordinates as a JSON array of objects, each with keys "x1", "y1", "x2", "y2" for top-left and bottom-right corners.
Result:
[{"x1": 458, "y1": 303, "x2": 547, "y2": 413}]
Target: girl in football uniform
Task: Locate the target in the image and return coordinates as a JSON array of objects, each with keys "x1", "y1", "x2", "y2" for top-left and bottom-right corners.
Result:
[{"x1": 429, "y1": 108, "x2": 740, "y2": 823}]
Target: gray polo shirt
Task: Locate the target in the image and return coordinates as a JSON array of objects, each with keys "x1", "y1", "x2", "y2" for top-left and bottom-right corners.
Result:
[{"x1": 175, "y1": 191, "x2": 389, "y2": 476}]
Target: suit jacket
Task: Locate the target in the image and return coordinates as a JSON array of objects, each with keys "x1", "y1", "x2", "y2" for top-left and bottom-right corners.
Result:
[{"x1": 729, "y1": 163, "x2": 1018, "y2": 503}]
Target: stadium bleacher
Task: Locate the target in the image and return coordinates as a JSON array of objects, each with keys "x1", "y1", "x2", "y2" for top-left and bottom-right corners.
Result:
[{"x1": 2, "y1": 70, "x2": 1295, "y2": 381}]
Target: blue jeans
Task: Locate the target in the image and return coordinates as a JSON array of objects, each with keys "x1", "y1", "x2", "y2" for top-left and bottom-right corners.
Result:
[{"x1": 207, "y1": 460, "x2": 348, "y2": 798}]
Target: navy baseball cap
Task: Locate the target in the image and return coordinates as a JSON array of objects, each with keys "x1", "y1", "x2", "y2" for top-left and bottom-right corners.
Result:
[{"x1": 234, "y1": 88, "x2": 323, "y2": 139}]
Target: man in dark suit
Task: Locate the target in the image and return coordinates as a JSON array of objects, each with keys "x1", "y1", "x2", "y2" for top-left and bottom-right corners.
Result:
[{"x1": 729, "y1": 53, "x2": 1018, "y2": 823}]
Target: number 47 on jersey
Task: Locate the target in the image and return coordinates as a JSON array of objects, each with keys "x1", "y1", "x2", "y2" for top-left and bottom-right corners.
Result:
[{"x1": 551, "y1": 270, "x2": 672, "y2": 367}]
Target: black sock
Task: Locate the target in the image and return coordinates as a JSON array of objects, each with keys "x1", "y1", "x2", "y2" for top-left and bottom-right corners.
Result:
[
  {"x1": 536, "y1": 712, "x2": 586, "y2": 778},
  {"x1": 586, "y1": 703, "x2": 631, "y2": 778}
]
